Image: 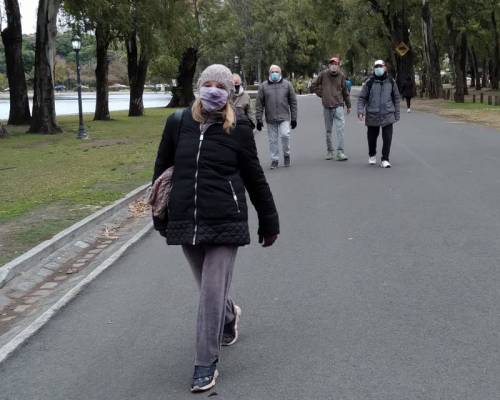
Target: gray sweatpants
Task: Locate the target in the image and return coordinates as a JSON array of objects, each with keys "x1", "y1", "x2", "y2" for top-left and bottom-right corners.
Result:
[
  {"x1": 182, "y1": 244, "x2": 238, "y2": 367},
  {"x1": 267, "y1": 121, "x2": 291, "y2": 161}
]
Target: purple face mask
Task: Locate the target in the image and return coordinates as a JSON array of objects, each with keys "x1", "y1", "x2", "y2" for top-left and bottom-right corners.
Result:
[{"x1": 199, "y1": 86, "x2": 228, "y2": 112}]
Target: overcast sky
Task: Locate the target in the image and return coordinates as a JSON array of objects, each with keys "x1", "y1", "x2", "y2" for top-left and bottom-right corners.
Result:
[{"x1": 20, "y1": 0, "x2": 38, "y2": 34}]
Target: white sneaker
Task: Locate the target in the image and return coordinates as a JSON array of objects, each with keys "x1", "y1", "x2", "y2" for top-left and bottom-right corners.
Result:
[
  {"x1": 407, "y1": 108, "x2": 411, "y2": 113},
  {"x1": 368, "y1": 156, "x2": 377, "y2": 165},
  {"x1": 380, "y1": 160, "x2": 391, "y2": 168},
  {"x1": 222, "y1": 304, "x2": 241, "y2": 346}
]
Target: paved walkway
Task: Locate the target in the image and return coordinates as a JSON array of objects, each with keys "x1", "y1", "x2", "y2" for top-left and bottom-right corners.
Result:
[{"x1": 1, "y1": 95, "x2": 500, "y2": 399}]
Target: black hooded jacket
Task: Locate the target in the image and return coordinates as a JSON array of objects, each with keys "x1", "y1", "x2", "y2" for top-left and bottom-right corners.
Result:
[{"x1": 153, "y1": 109, "x2": 279, "y2": 246}]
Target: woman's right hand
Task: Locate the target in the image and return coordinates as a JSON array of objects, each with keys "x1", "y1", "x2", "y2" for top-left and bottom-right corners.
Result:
[{"x1": 259, "y1": 234, "x2": 278, "y2": 247}]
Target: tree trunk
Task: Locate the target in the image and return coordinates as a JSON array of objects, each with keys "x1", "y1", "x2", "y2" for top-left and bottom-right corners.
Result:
[
  {"x1": 489, "y1": 57, "x2": 495, "y2": 88},
  {"x1": 1, "y1": 0, "x2": 31, "y2": 124},
  {"x1": 167, "y1": 47, "x2": 198, "y2": 108},
  {"x1": 446, "y1": 14, "x2": 466, "y2": 103},
  {"x1": 471, "y1": 46, "x2": 481, "y2": 90},
  {"x1": 468, "y1": 48, "x2": 475, "y2": 89},
  {"x1": 28, "y1": 0, "x2": 61, "y2": 134},
  {"x1": 463, "y1": 50, "x2": 468, "y2": 96},
  {"x1": 94, "y1": 22, "x2": 111, "y2": 121},
  {"x1": 126, "y1": 31, "x2": 149, "y2": 117},
  {"x1": 482, "y1": 57, "x2": 488, "y2": 88},
  {"x1": 454, "y1": 32, "x2": 467, "y2": 102},
  {"x1": 0, "y1": 124, "x2": 8, "y2": 138},
  {"x1": 420, "y1": 67, "x2": 427, "y2": 97},
  {"x1": 421, "y1": 0, "x2": 442, "y2": 98},
  {"x1": 491, "y1": 10, "x2": 499, "y2": 90},
  {"x1": 369, "y1": 0, "x2": 415, "y2": 92}
]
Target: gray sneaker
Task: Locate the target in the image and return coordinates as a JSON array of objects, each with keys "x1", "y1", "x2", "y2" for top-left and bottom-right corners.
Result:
[
  {"x1": 270, "y1": 160, "x2": 279, "y2": 169},
  {"x1": 325, "y1": 151, "x2": 334, "y2": 160},
  {"x1": 191, "y1": 363, "x2": 219, "y2": 392},
  {"x1": 335, "y1": 151, "x2": 348, "y2": 161}
]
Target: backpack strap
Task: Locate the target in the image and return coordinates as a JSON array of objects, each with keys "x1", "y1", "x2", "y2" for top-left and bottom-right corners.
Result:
[
  {"x1": 363, "y1": 77, "x2": 375, "y2": 100},
  {"x1": 366, "y1": 76, "x2": 396, "y2": 104}
]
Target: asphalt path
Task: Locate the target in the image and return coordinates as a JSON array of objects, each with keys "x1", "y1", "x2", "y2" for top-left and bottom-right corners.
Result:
[{"x1": 1, "y1": 94, "x2": 500, "y2": 400}]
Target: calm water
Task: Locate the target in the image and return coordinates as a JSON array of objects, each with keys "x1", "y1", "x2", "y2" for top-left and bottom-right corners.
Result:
[{"x1": 0, "y1": 92, "x2": 172, "y2": 121}]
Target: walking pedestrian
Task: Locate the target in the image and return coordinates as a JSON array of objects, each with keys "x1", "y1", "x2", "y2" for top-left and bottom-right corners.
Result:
[
  {"x1": 357, "y1": 59, "x2": 400, "y2": 168},
  {"x1": 345, "y1": 76, "x2": 353, "y2": 93},
  {"x1": 232, "y1": 73, "x2": 255, "y2": 129},
  {"x1": 152, "y1": 64, "x2": 280, "y2": 393},
  {"x1": 400, "y1": 74, "x2": 414, "y2": 113},
  {"x1": 313, "y1": 56, "x2": 352, "y2": 161},
  {"x1": 255, "y1": 65, "x2": 298, "y2": 169}
]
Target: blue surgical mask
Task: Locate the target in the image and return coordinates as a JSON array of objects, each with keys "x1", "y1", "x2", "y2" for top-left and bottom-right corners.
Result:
[
  {"x1": 374, "y1": 67, "x2": 385, "y2": 77},
  {"x1": 270, "y1": 72, "x2": 281, "y2": 82}
]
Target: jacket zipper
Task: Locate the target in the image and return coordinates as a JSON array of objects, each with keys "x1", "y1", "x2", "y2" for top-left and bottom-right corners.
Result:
[
  {"x1": 192, "y1": 130, "x2": 205, "y2": 245},
  {"x1": 228, "y1": 180, "x2": 241, "y2": 213}
]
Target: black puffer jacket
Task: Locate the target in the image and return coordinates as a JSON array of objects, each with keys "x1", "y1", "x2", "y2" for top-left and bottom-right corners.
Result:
[{"x1": 153, "y1": 109, "x2": 279, "y2": 246}]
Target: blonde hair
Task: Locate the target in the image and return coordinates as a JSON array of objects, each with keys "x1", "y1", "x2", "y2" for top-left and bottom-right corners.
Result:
[{"x1": 191, "y1": 99, "x2": 236, "y2": 133}]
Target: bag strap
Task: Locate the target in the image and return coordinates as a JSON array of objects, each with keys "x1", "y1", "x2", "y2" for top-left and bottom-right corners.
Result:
[
  {"x1": 169, "y1": 108, "x2": 185, "y2": 150},
  {"x1": 366, "y1": 76, "x2": 396, "y2": 104}
]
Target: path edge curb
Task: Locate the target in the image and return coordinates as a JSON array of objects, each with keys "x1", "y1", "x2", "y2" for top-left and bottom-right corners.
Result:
[
  {"x1": 0, "y1": 183, "x2": 150, "y2": 288},
  {"x1": 0, "y1": 222, "x2": 154, "y2": 365}
]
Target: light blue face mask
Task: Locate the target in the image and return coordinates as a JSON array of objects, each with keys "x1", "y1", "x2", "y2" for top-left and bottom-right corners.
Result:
[
  {"x1": 270, "y1": 72, "x2": 281, "y2": 82},
  {"x1": 374, "y1": 67, "x2": 385, "y2": 77}
]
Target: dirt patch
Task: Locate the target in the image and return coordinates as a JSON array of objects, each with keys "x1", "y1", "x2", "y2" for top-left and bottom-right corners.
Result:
[
  {"x1": 411, "y1": 98, "x2": 500, "y2": 131},
  {"x1": 81, "y1": 139, "x2": 132, "y2": 149},
  {"x1": 10, "y1": 140, "x2": 58, "y2": 149}
]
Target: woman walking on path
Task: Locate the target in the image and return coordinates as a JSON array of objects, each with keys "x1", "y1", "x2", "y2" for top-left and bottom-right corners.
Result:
[
  {"x1": 357, "y1": 59, "x2": 400, "y2": 168},
  {"x1": 400, "y1": 74, "x2": 414, "y2": 113},
  {"x1": 152, "y1": 64, "x2": 279, "y2": 393}
]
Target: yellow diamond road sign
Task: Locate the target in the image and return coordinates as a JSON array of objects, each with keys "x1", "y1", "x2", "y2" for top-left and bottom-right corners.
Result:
[{"x1": 395, "y1": 42, "x2": 410, "y2": 57}]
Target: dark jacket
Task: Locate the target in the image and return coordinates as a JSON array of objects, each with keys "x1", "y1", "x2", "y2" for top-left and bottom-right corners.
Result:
[
  {"x1": 400, "y1": 78, "x2": 414, "y2": 98},
  {"x1": 153, "y1": 109, "x2": 279, "y2": 246},
  {"x1": 313, "y1": 70, "x2": 351, "y2": 109},
  {"x1": 357, "y1": 74, "x2": 401, "y2": 127},
  {"x1": 232, "y1": 87, "x2": 255, "y2": 128},
  {"x1": 255, "y1": 79, "x2": 297, "y2": 124}
]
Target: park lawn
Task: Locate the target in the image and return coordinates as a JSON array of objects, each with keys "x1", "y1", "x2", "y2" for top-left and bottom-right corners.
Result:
[
  {"x1": 412, "y1": 97, "x2": 500, "y2": 130},
  {"x1": 0, "y1": 108, "x2": 173, "y2": 265}
]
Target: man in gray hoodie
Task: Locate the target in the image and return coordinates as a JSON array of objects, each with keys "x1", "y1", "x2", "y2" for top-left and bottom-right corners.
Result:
[
  {"x1": 357, "y1": 59, "x2": 400, "y2": 168},
  {"x1": 256, "y1": 65, "x2": 298, "y2": 169}
]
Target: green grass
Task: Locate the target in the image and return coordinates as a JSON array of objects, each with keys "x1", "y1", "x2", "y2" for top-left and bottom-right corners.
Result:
[
  {"x1": 0, "y1": 107, "x2": 173, "y2": 265},
  {"x1": 442, "y1": 100, "x2": 500, "y2": 111}
]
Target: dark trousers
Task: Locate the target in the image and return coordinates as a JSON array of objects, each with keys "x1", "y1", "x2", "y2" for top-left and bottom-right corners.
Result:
[
  {"x1": 405, "y1": 97, "x2": 411, "y2": 108},
  {"x1": 367, "y1": 124, "x2": 393, "y2": 161}
]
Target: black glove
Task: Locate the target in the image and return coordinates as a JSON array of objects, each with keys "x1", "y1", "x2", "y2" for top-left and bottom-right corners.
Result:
[
  {"x1": 291, "y1": 120, "x2": 297, "y2": 129},
  {"x1": 256, "y1": 121, "x2": 263, "y2": 131},
  {"x1": 259, "y1": 233, "x2": 278, "y2": 247}
]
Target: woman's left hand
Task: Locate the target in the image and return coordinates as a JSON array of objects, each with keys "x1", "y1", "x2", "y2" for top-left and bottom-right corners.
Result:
[{"x1": 259, "y1": 234, "x2": 278, "y2": 247}]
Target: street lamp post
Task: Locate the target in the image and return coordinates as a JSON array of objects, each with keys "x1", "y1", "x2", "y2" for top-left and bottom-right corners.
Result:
[
  {"x1": 72, "y1": 35, "x2": 87, "y2": 139},
  {"x1": 234, "y1": 55, "x2": 240, "y2": 75}
]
